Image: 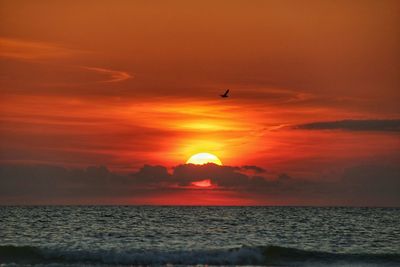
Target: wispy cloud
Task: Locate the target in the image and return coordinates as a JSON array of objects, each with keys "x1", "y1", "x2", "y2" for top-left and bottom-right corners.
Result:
[
  {"x1": 0, "y1": 37, "x2": 132, "y2": 84},
  {"x1": 82, "y1": 66, "x2": 132, "y2": 83},
  {"x1": 292, "y1": 119, "x2": 400, "y2": 132},
  {"x1": 0, "y1": 37, "x2": 80, "y2": 60}
]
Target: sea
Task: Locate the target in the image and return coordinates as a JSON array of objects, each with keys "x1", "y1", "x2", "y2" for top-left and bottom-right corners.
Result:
[{"x1": 0, "y1": 206, "x2": 399, "y2": 266}]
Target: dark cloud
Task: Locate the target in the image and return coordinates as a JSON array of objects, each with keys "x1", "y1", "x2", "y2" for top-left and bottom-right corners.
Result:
[
  {"x1": 0, "y1": 165, "x2": 135, "y2": 200},
  {"x1": 1, "y1": 163, "x2": 399, "y2": 206},
  {"x1": 293, "y1": 119, "x2": 400, "y2": 132},
  {"x1": 172, "y1": 164, "x2": 247, "y2": 188},
  {"x1": 340, "y1": 164, "x2": 400, "y2": 204},
  {"x1": 240, "y1": 165, "x2": 266, "y2": 173},
  {"x1": 133, "y1": 164, "x2": 171, "y2": 186}
]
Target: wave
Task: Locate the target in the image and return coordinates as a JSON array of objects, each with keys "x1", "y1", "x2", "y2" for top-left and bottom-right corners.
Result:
[{"x1": 1, "y1": 245, "x2": 399, "y2": 266}]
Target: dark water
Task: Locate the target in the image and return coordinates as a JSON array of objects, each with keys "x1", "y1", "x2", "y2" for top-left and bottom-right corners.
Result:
[{"x1": 0, "y1": 206, "x2": 399, "y2": 266}]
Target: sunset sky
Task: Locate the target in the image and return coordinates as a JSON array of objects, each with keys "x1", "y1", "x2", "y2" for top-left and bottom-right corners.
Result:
[{"x1": 1, "y1": 0, "x2": 399, "y2": 206}]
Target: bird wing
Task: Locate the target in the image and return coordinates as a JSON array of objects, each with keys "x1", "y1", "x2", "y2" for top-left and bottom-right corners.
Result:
[{"x1": 225, "y1": 89, "x2": 229, "y2": 95}]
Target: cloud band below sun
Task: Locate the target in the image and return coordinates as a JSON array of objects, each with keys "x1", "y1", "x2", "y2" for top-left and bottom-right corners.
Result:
[{"x1": 1, "y1": 163, "x2": 399, "y2": 206}]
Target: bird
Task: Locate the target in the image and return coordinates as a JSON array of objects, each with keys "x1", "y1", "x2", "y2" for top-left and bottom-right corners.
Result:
[{"x1": 220, "y1": 89, "x2": 230, "y2": 98}]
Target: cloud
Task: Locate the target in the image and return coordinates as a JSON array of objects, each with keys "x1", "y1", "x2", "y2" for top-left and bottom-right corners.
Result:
[
  {"x1": 292, "y1": 119, "x2": 400, "y2": 132},
  {"x1": 0, "y1": 165, "x2": 134, "y2": 199},
  {"x1": 0, "y1": 37, "x2": 81, "y2": 60},
  {"x1": 240, "y1": 165, "x2": 266, "y2": 173},
  {"x1": 132, "y1": 164, "x2": 171, "y2": 187},
  {"x1": 0, "y1": 38, "x2": 131, "y2": 87},
  {"x1": 82, "y1": 66, "x2": 132, "y2": 83},
  {"x1": 341, "y1": 164, "x2": 400, "y2": 200},
  {"x1": 172, "y1": 164, "x2": 249, "y2": 188},
  {"x1": 1, "y1": 163, "x2": 399, "y2": 206}
]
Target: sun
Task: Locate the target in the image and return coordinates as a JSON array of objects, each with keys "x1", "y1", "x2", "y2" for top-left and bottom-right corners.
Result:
[{"x1": 186, "y1": 152, "x2": 222, "y2": 165}]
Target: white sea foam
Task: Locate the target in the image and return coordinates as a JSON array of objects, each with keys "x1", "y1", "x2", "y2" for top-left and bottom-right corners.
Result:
[{"x1": 1, "y1": 245, "x2": 399, "y2": 266}]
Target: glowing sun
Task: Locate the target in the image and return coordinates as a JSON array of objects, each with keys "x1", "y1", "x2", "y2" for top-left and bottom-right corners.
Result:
[{"x1": 186, "y1": 152, "x2": 222, "y2": 165}]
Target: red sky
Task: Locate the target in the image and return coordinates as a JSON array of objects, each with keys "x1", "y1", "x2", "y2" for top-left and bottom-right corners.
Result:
[{"x1": 0, "y1": 0, "x2": 399, "y2": 205}]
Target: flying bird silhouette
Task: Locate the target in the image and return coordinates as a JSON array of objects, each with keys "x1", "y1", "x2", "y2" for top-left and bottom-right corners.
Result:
[{"x1": 220, "y1": 89, "x2": 230, "y2": 98}]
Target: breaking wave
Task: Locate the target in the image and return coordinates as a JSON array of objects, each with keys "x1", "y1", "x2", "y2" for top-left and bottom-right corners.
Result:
[{"x1": 1, "y1": 244, "x2": 399, "y2": 266}]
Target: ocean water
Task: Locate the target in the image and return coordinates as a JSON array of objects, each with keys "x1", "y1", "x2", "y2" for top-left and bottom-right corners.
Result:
[{"x1": 0, "y1": 206, "x2": 399, "y2": 266}]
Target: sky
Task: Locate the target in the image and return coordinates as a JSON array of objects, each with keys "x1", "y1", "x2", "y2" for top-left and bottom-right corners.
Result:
[{"x1": 0, "y1": 0, "x2": 399, "y2": 206}]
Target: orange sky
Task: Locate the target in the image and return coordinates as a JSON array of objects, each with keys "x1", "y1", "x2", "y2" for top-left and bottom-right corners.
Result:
[{"x1": 0, "y1": 0, "x2": 399, "y2": 205}]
